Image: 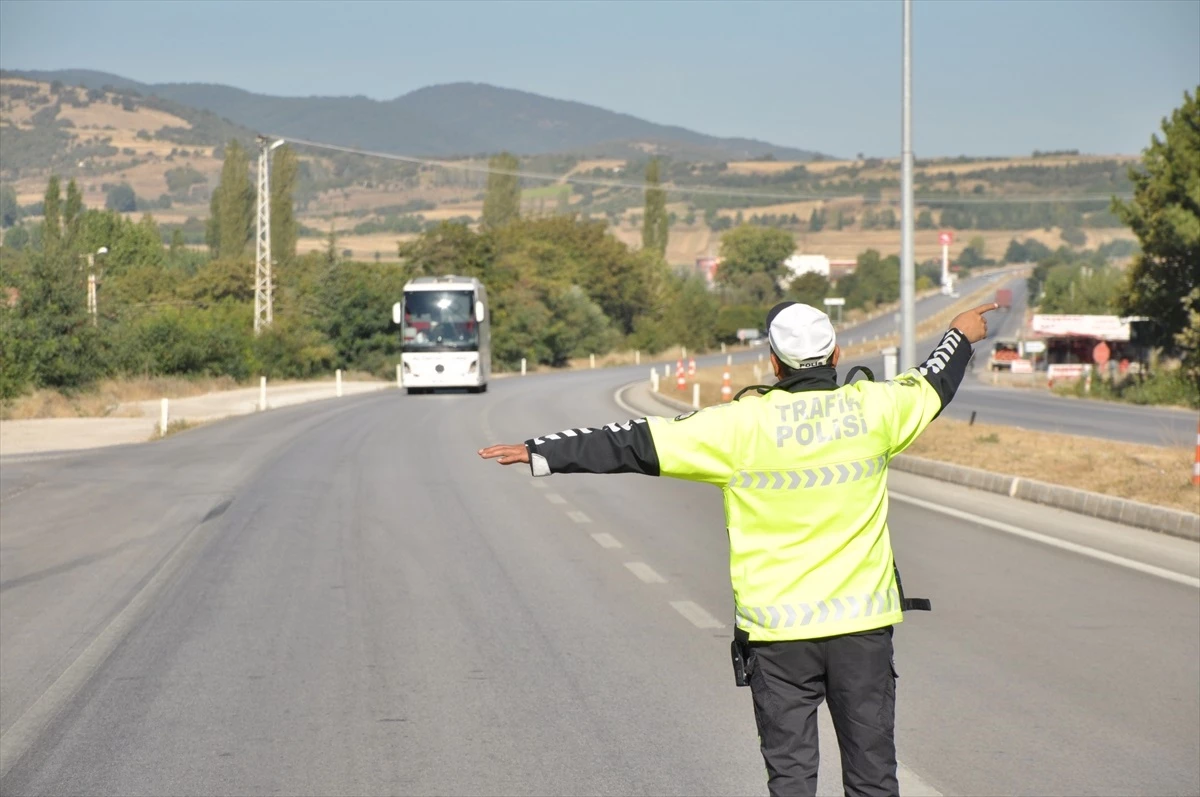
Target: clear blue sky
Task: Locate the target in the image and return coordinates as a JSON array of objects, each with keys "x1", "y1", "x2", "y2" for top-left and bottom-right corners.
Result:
[{"x1": 2, "y1": 0, "x2": 1196, "y2": 158}]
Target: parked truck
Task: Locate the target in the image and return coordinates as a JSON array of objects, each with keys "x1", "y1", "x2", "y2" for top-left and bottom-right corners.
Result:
[{"x1": 995, "y1": 288, "x2": 1013, "y2": 310}]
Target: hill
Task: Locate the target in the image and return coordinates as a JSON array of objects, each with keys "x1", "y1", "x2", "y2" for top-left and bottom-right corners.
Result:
[
  {"x1": 4, "y1": 69, "x2": 826, "y2": 161},
  {"x1": 0, "y1": 74, "x2": 1138, "y2": 268}
]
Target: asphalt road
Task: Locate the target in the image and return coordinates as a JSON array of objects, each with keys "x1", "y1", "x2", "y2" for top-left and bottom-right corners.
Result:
[{"x1": 1, "y1": 364, "x2": 1197, "y2": 796}]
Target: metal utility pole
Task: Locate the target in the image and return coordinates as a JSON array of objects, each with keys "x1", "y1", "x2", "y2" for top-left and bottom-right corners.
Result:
[
  {"x1": 899, "y1": 0, "x2": 916, "y2": 371},
  {"x1": 84, "y1": 246, "x2": 107, "y2": 325},
  {"x1": 254, "y1": 136, "x2": 284, "y2": 334}
]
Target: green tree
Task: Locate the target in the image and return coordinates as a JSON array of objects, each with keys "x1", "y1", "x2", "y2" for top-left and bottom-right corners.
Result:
[
  {"x1": 716, "y1": 225, "x2": 795, "y2": 301},
  {"x1": 270, "y1": 143, "x2": 299, "y2": 263},
  {"x1": 208, "y1": 139, "x2": 254, "y2": 259},
  {"x1": 4, "y1": 225, "x2": 30, "y2": 251},
  {"x1": 916, "y1": 209, "x2": 934, "y2": 230},
  {"x1": 43, "y1": 176, "x2": 62, "y2": 251},
  {"x1": 787, "y1": 271, "x2": 830, "y2": 307},
  {"x1": 642, "y1": 158, "x2": 669, "y2": 256},
  {"x1": 64, "y1": 179, "x2": 84, "y2": 242},
  {"x1": 482, "y1": 152, "x2": 521, "y2": 229},
  {"x1": 808, "y1": 208, "x2": 824, "y2": 232},
  {"x1": 1112, "y1": 88, "x2": 1200, "y2": 373},
  {"x1": 2, "y1": 184, "x2": 21, "y2": 228},
  {"x1": 105, "y1": 184, "x2": 137, "y2": 213}
]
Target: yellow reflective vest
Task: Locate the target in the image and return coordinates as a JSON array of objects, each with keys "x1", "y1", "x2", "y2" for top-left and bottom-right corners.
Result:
[{"x1": 646, "y1": 367, "x2": 949, "y2": 642}]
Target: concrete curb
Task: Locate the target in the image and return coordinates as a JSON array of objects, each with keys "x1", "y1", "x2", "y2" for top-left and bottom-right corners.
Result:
[{"x1": 635, "y1": 385, "x2": 1200, "y2": 542}]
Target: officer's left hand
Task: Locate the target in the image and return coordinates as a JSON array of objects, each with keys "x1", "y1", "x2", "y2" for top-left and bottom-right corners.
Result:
[{"x1": 478, "y1": 444, "x2": 530, "y2": 465}]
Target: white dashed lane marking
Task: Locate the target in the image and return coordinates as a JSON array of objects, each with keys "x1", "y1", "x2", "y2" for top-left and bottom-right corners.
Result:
[
  {"x1": 545, "y1": 493, "x2": 567, "y2": 505},
  {"x1": 670, "y1": 601, "x2": 725, "y2": 629},
  {"x1": 590, "y1": 533, "x2": 622, "y2": 549},
  {"x1": 567, "y1": 510, "x2": 591, "y2": 523},
  {"x1": 624, "y1": 562, "x2": 666, "y2": 584}
]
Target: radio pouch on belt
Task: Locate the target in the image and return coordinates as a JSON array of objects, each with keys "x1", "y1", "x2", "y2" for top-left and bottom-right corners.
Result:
[{"x1": 731, "y1": 627, "x2": 751, "y2": 687}]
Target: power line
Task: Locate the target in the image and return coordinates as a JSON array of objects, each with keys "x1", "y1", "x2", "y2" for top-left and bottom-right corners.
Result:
[{"x1": 276, "y1": 134, "x2": 1132, "y2": 207}]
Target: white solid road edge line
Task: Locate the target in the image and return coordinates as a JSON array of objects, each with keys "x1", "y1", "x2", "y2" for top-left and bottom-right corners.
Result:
[
  {"x1": 0, "y1": 506, "x2": 221, "y2": 780},
  {"x1": 891, "y1": 492, "x2": 1200, "y2": 589}
]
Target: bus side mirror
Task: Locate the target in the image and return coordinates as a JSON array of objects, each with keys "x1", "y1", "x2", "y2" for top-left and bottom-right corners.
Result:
[
  {"x1": 392, "y1": 302, "x2": 402, "y2": 325},
  {"x1": 475, "y1": 300, "x2": 485, "y2": 323}
]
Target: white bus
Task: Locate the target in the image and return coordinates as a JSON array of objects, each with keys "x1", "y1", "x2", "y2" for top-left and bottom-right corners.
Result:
[{"x1": 393, "y1": 275, "x2": 490, "y2": 394}]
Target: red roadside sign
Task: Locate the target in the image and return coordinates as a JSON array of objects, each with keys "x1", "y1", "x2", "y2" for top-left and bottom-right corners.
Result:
[{"x1": 938, "y1": 232, "x2": 953, "y2": 246}]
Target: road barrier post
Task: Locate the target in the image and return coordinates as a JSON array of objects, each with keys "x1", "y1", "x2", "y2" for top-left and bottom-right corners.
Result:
[
  {"x1": 521, "y1": 358, "x2": 527, "y2": 376},
  {"x1": 336, "y1": 369, "x2": 343, "y2": 397},
  {"x1": 259, "y1": 377, "x2": 267, "y2": 411},
  {"x1": 590, "y1": 353, "x2": 596, "y2": 369},
  {"x1": 663, "y1": 364, "x2": 670, "y2": 378},
  {"x1": 721, "y1": 342, "x2": 727, "y2": 354},
  {"x1": 681, "y1": 345, "x2": 687, "y2": 361},
  {"x1": 692, "y1": 383, "x2": 700, "y2": 409},
  {"x1": 1193, "y1": 420, "x2": 1199, "y2": 486},
  {"x1": 727, "y1": 354, "x2": 733, "y2": 367},
  {"x1": 882, "y1": 347, "x2": 898, "y2": 381},
  {"x1": 160, "y1": 398, "x2": 168, "y2": 437},
  {"x1": 635, "y1": 350, "x2": 641, "y2": 365},
  {"x1": 650, "y1": 368, "x2": 659, "y2": 392}
]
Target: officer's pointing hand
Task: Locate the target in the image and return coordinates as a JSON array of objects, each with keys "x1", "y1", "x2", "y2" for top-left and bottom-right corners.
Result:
[
  {"x1": 950, "y1": 302, "x2": 999, "y2": 344},
  {"x1": 479, "y1": 444, "x2": 530, "y2": 466}
]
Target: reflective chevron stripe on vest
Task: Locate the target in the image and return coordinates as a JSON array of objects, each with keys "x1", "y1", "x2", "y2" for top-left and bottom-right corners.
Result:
[
  {"x1": 736, "y1": 589, "x2": 902, "y2": 632},
  {"x1": 729, "y1": 454, "x2": 887, "y2": 490}
]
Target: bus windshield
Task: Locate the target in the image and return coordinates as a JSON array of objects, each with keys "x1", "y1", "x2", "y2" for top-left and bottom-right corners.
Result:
[{"x1": 402, "y1": 290, "x2": 479, "y2": 351}]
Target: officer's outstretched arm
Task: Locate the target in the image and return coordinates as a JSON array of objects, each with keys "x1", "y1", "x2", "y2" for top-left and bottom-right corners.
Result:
[
  {"x1": 479, "y1": 407, "x2": 738, "y2": 485},
  {"x1": 883, "y1": 328, "x2": 973, "y2": 454}
]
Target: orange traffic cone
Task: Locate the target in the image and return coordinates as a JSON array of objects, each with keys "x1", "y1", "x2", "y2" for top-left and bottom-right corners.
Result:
[
  {"x1": 676, "y1": 359, "x2": 686, "y2": 391},
  {"x1": 1193, "y1": 419, "x2": 1199, "y2": 486},
  {"x1": 688, "y1": 358, "x2": 696, "y2": 378},
  {"x1": 721, "y1": 371, "x2": 732, "y2": 402}
]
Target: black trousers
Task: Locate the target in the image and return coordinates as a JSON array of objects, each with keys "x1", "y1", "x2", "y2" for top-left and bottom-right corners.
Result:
[{"x1": 747, "y1": 626, "x2": 898, "y2": 797}]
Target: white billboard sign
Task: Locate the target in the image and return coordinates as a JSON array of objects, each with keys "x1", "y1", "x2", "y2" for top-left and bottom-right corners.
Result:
[{"x1": 1031, "y1": 315, "x2": 1131, "y2": 341}]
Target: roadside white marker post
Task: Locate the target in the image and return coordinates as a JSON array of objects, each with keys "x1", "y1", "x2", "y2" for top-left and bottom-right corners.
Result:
[
  {"x1": 692, "y1": 383, "x2": 700, "y2": 409},
  {"x1": 336, "y1": 368, "x2": 343, "y2": 397},
  {"x1": 727, "y1": 354, "x2": 733, "y2": 366},
  {"x1": 396, "y1": 364, "x2": 402, "y2": 388},
  {"x1": 160, "y1": 398, "x2": 168, "y2": 437},
  {"x1": 883, "y1": 347, "x2": 898, "y2": 381},
  {"x1": 650, "y1": 369, "x2": 659, "y2": 392},
  {"x1": 721, "y1": 342, "x2": 727, "y2": 354},
  {"x1": 754, "y1": 365, "x2": 762, "y2": 382},
  {"x1": 259, "y1": 376, "x2": 267, "y2": 411},
  {"x1": 521, "y1": 357, "x2": 527, "y2": 376},
  {"x1": 635, "y1": 350, "x2": 641, "y2": 365},
  {"x1": 681, "y1": 345, "x2": 687, "y2": 360},
  {"x1": 758, "y1": 353, "x2": 764, "y2": 364},
  {"x1": 663, "y1": 364, "x2": 670, "y2": 378},
  {"x1": 590, "y1": 353, "x2": 596, "y2": 369}
]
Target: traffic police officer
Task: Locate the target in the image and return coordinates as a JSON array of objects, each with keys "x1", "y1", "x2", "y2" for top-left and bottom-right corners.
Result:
[{"x1": 479, "y1": 300, "x2": 996, "y2": 797}]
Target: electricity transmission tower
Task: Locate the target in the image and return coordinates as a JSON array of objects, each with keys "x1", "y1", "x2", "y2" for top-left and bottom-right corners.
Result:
[{"x1": 254, "y1": 136, "x2": 284, "y2": 334}]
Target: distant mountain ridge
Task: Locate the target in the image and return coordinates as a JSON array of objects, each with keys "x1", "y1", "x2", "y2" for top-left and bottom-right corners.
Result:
[{"x1": 5, "y1": 68, "x2": 827, "y2": 161}]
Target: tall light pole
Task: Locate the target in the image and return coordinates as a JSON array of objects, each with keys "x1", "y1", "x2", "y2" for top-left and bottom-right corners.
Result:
[
  {"x1": 254, "y1": 136, "x2": 285, "y2": 334},
  {"x1": 85, "y1": 246, "x2": 107, "y2": 325},
  {"x1": 899, "y1": 0, "x2": 916, "y2": 371}
]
